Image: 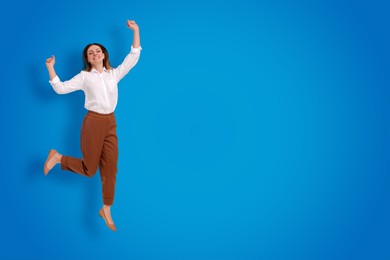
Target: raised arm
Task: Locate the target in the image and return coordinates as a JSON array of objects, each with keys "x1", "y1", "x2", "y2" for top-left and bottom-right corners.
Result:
[
  {"x1": 113, "y1": 20, "x2": 142, "y2": 82},
  {"x1": 45, "y1": 55, "x2": 83, "y2": 94},
  {"x1": 127, "y1": 20, "x2": 140, "y2": 48},
  {"x1": 46, "y1": 55, "x2": 57, "y2": 81}
]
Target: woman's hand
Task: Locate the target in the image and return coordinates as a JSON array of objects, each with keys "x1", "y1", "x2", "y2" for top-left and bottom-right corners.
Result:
[
  {"x1": 127, "y1": 20, "x2": 139, "y2": 32},
  {"x1": 46, "y1": 55, "x2": 57, "y2": 80},
  {"x1": 46, "y1": 55, "x2": 55, "y2": 68},
  {"x1": 127, "y1": 20, "x2": 141, "y2": 48}
]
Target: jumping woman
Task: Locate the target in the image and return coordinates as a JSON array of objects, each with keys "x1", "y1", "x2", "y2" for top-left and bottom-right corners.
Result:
[{"x1": 44, "y1": 20, "x2": 141, "y2": 232}]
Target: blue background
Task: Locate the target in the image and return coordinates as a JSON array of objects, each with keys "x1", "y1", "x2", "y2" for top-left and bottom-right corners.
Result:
[{"x1": 1, "y1": 0, "x2": 389, "y2": 259}]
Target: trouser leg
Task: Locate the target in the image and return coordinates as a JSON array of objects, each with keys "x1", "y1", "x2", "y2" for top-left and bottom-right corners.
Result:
[
  {"x1": 99, "y1": 116, "x2": 118, "y2": 205},
  {"x1": 61, "y1": 114, "x2": 106, "y2": 177}
]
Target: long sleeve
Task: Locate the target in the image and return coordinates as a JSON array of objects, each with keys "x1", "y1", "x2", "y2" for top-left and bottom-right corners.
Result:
[
  {"x1": 112, "y1": 46, "x2": 142, "y2": 83},
  {"x1": 49, "y1": 72, "x2": 84, "y2": 94}
]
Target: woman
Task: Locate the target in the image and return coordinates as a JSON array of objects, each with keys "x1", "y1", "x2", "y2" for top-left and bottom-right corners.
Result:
[{"x1": 44, "y1": 20, "x2": 141, "y2": 232}]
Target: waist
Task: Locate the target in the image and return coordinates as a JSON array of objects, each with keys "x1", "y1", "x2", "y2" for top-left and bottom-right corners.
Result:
[{"x1": 87, "y1": 110, "x2": 115, "y2": 118}]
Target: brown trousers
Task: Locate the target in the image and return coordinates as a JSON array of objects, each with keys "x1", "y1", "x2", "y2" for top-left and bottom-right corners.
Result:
[{"x1": 61, "y1": 111, "x2": 118, "y2": 205}]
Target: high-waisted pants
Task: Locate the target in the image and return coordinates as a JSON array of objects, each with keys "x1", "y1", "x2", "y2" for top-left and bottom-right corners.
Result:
[{"x1": 61, "y1": 110, "x2": 118, "y2": 205}]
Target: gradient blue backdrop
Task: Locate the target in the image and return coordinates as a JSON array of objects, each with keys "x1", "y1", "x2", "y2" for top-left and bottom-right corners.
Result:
[{"x1": 1, "y1": 0, "x2": 389, "y2": 259}]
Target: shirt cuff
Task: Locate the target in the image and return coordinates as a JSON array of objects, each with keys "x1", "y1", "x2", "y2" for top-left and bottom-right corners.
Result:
[
  {"x1": 49, "y1": 75, "x2": 60, "y2": 84},
  {"x1": 131, "y1": 46, "x2": 142, "y2": 54}
]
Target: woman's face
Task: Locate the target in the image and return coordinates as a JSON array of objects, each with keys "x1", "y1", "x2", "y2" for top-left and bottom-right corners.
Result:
[{"x1": 87, "y1": 45, "x2": 105, "y2": 67}]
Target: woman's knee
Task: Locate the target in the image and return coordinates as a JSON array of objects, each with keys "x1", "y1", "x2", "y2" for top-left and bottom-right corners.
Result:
[{"x1": 82, "y1": 162, "x2": 99, "y2": 177}]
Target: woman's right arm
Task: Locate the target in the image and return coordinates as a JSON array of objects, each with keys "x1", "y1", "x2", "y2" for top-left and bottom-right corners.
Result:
[
  {"x1": 46, "y1": 55, "x2": 57, "y2": 81},
  {"x1": 46, "y1": 55, "x2": 83, "y2": 94}
]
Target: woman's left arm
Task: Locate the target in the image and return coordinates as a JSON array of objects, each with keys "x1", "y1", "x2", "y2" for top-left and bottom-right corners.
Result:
[
  {"x1": 127, "y1": 20, "x2": 140, "y2": 48},
  {"x1": 113, "y1": 20, "x2": 142, "y2": 82}
]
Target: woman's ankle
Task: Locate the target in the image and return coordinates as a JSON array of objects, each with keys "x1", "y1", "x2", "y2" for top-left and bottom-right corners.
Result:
[{"x1": 56, "y1": 153, "x2": 62, "y2": 164}]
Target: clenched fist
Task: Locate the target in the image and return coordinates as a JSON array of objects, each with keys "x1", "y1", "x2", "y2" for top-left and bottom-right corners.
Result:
[
  {"x1": 127, "y1": 20, "x2": 139, "y2": 31},
  {"x1": 46, "y1": 55, "x2": 55, "y2": 68}
]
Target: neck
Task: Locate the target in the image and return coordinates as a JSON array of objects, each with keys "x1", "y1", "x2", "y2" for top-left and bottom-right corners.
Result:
[{"x1": 92, "y1": 63, "x2": 104, "y2": 73}]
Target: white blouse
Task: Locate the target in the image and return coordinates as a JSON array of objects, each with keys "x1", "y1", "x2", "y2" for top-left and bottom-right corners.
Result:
[{"x1": 49, "y1": 46, "x2": 142, "y2": 114}]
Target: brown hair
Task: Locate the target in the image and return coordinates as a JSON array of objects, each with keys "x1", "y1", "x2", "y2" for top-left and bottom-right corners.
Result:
[{"x1": 82, "y1": 43, "x2": 112, "y2": 71}]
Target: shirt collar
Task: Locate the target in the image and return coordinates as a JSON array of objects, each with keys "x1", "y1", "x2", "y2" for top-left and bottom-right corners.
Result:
[{"x1": 91, "y1": 67, "x2": 108, "y2": 73}]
